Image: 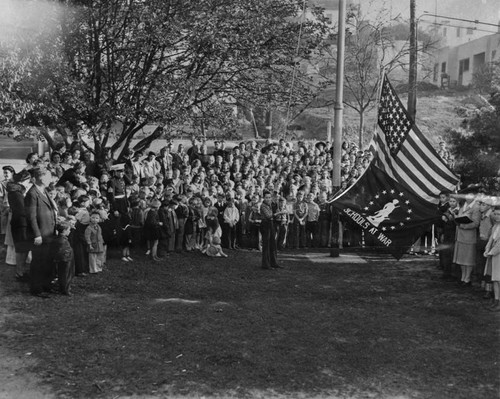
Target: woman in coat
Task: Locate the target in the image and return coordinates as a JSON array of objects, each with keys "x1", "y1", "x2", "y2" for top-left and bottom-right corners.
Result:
[
  {"x1": 453, "y1": 193, "x2": 481, "y2": 286},
  {"x1": 6, "y1": 170, "x2": 33, "y2": 281}
]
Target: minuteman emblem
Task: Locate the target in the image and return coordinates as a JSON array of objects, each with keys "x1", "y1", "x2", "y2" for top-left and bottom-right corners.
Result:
[{"x1": 362, "y1": 189, "x2": 413, "y2": 231}]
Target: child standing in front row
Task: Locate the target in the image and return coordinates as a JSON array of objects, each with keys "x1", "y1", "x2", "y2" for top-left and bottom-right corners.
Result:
[
  {"x1": 85, "y1": 211, "x2": 105, "y2": 274},
  {"x1": 484, "y1": 205, "x2": 500, "y2": 311},
  {"x1": 51, "y1": 221, "x2": 74, "y2": 296}
]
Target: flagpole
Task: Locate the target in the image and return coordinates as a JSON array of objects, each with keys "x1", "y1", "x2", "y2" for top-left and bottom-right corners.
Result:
[{"x1": 330, "y1": 0, "x2": 346, "y2": 258}]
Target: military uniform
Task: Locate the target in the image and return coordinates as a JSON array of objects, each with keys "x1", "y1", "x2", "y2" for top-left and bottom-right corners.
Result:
[{"x1": 108, "y1": 173, "x2": 128, "y2": 215}]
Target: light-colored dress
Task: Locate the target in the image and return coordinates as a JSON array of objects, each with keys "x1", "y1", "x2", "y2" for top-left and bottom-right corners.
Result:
[
  {"x1": 453, "y1": 202, "x2": 481, "y2": 266},
  {"x1": 203, "y1": 226, "x2": 223, "y2": 257},
  {"x1": 484, "y1": 224, "x2": 500, "y2": 281}
]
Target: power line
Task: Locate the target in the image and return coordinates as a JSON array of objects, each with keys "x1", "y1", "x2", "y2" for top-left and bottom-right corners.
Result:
[
  {"x1": 421, "y1": 12, "x2": 500, "y2": 29},
  {"x1": 419, "y1": 19, "x2": 499, "y2": 35}
]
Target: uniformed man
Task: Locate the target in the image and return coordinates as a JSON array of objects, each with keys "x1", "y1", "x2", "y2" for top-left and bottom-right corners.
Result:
[{"x1": 108, "y1": 164, "x2": 128, "y2": 215}]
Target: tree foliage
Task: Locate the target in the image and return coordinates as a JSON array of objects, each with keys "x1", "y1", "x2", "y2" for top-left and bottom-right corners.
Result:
[
  {"x1": 445, "y1": 67, "x2": 500, "y2": 189},
  {"x1": 0, "y1": 0, "x2": 328, "y2": 158}
]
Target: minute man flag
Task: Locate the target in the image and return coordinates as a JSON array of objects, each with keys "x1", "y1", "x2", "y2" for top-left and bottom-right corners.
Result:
[
  {"x1": 330, "y1": 75, "x2": 459, "y2": 259},
  {"x1": 332, "y1": 163, "x2": 440, "y2": 259}
]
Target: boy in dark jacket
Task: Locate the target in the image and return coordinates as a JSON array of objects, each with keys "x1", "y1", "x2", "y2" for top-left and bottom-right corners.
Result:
[{"x1": 50, "y1": 221, "x2": 74, "y2": 296}]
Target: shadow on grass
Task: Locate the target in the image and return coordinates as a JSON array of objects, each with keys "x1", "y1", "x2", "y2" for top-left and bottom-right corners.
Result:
[{"x1": 0, "y1": 249, "x2": 498, "y2": 399}]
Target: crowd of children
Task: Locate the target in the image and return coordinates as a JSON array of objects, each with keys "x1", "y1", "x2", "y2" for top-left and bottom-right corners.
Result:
[{"x1": 0, "y1": 138, "x2": 498, "y2": 305}]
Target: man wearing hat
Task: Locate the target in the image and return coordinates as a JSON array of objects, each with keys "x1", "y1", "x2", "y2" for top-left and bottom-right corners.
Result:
[
  {"x1": 0, "y1": 166, "x2": 15, "y2": 258},
  {"x1": 7, "y1": 170, "x2": 32, "y2": 280},
  {"x1": 108, "y1": 164, "x2": 128, "y2": 215},
  {"x1": 25, "y1": 167, "x2": 58, "y2": 297},
  {"x1": 315, "y1": 141, "x2": 326, "y2": 155}
]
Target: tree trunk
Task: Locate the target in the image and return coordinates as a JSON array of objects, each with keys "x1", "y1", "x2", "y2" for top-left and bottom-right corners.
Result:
[
  {"x1": 250, "y1": 108, "x2": 259, "y2": 138},
  {"x1": 38, "y1": 126, "x2": 57, "y2": 150},
  {"x1": 358, "y1": 110, "x2": 364, "y2": 148},
  {"x1": 131, "y1": 125, "x2": 164, "y2": 155}
]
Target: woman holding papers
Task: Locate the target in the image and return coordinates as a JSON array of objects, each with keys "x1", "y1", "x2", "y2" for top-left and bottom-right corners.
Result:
[{"x1": 453, "y1": 193, "x2": 481, "y2": 286}]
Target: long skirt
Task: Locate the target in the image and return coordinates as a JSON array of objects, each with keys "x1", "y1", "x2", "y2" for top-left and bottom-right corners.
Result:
[{"x1": 453, "y1": 241, "x2": 476, "y2": 266}]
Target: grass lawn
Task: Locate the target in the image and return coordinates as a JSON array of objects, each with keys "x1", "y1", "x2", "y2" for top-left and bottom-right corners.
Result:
[{"x1": 0, "y1": 248, "x2": 498, "y2": 399}]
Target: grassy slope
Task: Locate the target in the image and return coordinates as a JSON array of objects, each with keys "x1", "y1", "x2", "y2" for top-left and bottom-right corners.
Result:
[
  {"x1": 292, "y1": 92, "x2": 465, "y2": 147},
  {"x1": 0, "y1": 248, "x2": 498, "y2": 399}
]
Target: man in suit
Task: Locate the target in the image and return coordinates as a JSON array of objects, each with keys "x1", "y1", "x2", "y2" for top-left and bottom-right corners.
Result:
[
  {"x1": 25, "y1": 167, "x2": 58, "y2": 297},
  {"x1": 260, "y1": 191, "x2": 282, "y2": 270}
]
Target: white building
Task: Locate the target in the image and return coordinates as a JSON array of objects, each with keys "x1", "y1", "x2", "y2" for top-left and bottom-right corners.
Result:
[{"x1": 432, "y1": 32, "x2": 500, "y2": 87}]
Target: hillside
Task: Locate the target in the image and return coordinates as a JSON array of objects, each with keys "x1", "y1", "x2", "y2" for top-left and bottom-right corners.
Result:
[{"x1": 277, "y1": 90, "x2": 472, "y2": 148}]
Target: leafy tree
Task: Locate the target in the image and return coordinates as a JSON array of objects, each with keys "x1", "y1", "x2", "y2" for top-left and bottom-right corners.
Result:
[
  {"x1": 0, "y1": 0, "x2": 328, "y2": 159},
  {"x1": 472, "y1": 60, "x2": 500, "y2": 95},
  {"x1": 313, "y1": 5, "x2": 437, "y2": 147},
  {"x1": 445, "y1": 66, "x2": 500, "y2": 189}
]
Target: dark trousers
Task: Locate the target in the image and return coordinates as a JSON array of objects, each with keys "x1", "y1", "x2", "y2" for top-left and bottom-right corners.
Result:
[
  {"x1": 248, "y1": 224, "x2": 260, "y2": 249},
  {"x1": 235, "y1": 221, "x2": 244, "y2": 247},
  {"x1": 260, "y1": 221, "x2": 277, "y2": 269},
  {"x1": 318, "y1": 218, "x2": 331, "y2": 247},
  {"x1": 55, "y1": 258, "x2": 74, "y2": 295},
  {"x1": 158, "y1": 238, "x2": 169, "y2": 256},
  {"x1": 130, "y1": 227, "x2": 143, "y2": 249},
  {"x1": 30, "y1": 240, "x2": 54, "y2": 295},
  {"x1": 223, "y1": 223, "x2": 237, "y2": 249},
  {"x1": 475, "y1": 239, "x2": 488, "y2": 281},
  {"x1": 175, "y1": 218, "x2": 186, "y2": 252},
  {"x1": 73, "y1": 222, "x2": 89, "y2": 275},
  {"x1": 305, "y1": 221, "x2": 319, "y2": 248},
  {"x1": 293, "y1": 221, "x2": 306, "y2": 248},
  {"x1": 276, "y1": 223, "x2": 288, "y2": 250}
]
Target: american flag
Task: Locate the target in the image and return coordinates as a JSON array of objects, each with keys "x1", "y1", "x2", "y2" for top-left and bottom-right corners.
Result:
[{"x1": 370, "y1": 75, "x2": 459, "y2": 204}]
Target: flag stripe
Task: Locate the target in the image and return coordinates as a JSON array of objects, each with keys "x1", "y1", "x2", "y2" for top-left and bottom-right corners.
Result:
[
  {"x1": 374, "y1": 133, "x2": 438, "y2": 202},
  {"x1": 400, "y1": 135, "x2": 458, "y2": 191},
  {"x1": 408, "y1": 126, "x2": 458, "y2": 182}
]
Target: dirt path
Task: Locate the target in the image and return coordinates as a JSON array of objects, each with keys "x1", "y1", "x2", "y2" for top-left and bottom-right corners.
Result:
[{"x1": 0, "y1": 277, "x2": 55, "y2": 399}]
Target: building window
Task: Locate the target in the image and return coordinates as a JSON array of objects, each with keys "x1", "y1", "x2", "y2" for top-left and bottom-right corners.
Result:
[
  {"x1": 456, "y1": 27, "x2": 461, "y2": 37},
  {"x1": 463, "y1": 58, "x2": 469, "y2": 72},
  {"x1": 325, "y1": 13, "x2": 333, "y2": 25},
  {"x1": 441, "y1": 62, "x2": 446, "y2": 73},
  {"x1": 466, "y1": 27, "x2": 474, "y2": 35}
]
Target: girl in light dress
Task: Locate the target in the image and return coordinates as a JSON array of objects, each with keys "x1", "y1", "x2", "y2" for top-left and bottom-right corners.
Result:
[{"x1": 202, "y1": 209, "x2": 227, "y2": 258}]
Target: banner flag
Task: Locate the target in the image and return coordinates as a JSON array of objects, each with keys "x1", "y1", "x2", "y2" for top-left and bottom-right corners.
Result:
[
  {"x1": 330, "y1": 163, "x2": 440, "y2": 259},
  {"x1": 371, "y1": 75, "x2": 460, "y2": 204}
]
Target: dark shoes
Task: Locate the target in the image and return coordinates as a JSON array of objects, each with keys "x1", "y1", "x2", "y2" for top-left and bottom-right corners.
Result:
[
  {"x1": 489, "y1": 300, "x2": 500, "y2": 312},
  {"x1": 15, "y1": 273, "x2": 30, "y2": 282},
  {"x1": 31, "y1": 292, "x2": 50, "y2": 299}
]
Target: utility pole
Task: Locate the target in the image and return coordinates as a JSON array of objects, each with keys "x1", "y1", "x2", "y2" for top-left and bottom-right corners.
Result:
[
  {"x1": 407, "y1": 0, "x2": 417, "y2": 120},
  {"x1": 330, "y1": 0, "x2": 346, "y2": 258}
]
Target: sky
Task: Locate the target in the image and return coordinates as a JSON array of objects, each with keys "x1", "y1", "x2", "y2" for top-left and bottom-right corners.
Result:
[{"x1": 359, "y1": 0, "x2": 500, "y2": 27}]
